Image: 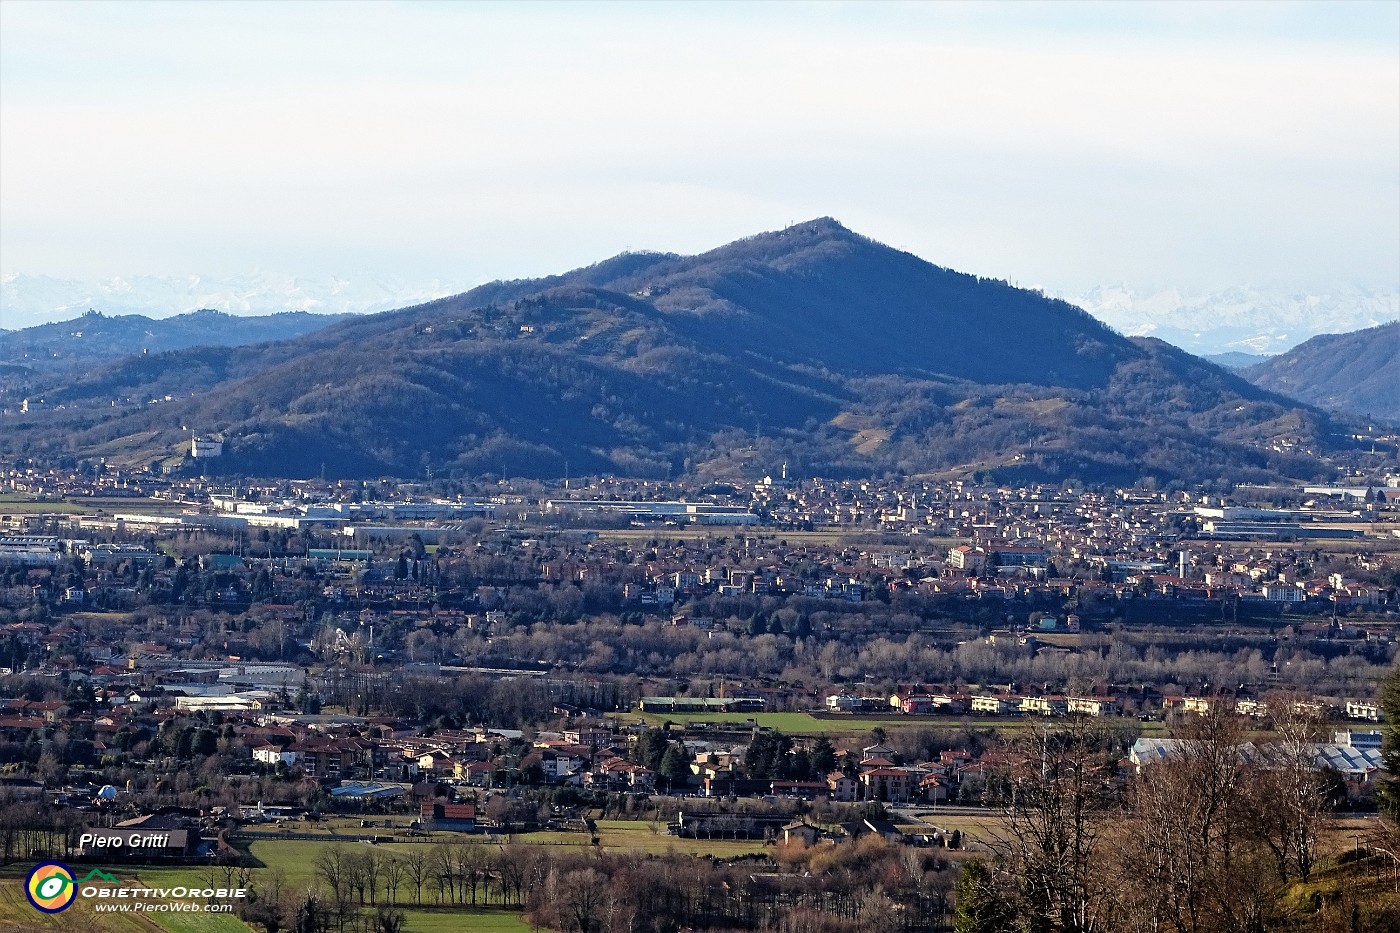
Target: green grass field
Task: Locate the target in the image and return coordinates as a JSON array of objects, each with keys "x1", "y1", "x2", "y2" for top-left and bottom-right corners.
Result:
[
  {"x1": 396, "y1": 907, "x2": 531, "y2": 932},
  {"x1": 148, "y1": 910, "x2": 252, "y2": 933},
  {"x1": 230, "y1": 824, "x2": 759, "y2": 928},
  {"x1": 628, "y1": 711, "x2": 924, "y2": 735},
  {"x1": 0, "y1": 498, "x2": 89, "y2": 515},
  {"x1": 244, "y1": 839, "x2": 322, "y2": 887},
  {"x1": 244, "y1": 819, "x2": 766, "y2": 866},
  {"x1": 0, "y1": 493, "x2": 179, "y2": 516}
]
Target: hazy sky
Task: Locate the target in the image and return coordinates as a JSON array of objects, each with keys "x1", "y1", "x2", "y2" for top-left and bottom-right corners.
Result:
[{"x1": 2, "y1": 0, "x2": 1397, "y2": 300}]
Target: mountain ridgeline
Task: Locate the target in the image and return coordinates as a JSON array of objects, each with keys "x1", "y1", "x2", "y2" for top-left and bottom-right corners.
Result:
[
  {"x1": 0, "y1": 308, "x2": 351, "y2": 379},
  {"x1": 1243, "y1": 321, "x2": 1400, "y2": 424},
  {"x1": 0, "y1": 219, "x2": 1339, "y2": 486}
]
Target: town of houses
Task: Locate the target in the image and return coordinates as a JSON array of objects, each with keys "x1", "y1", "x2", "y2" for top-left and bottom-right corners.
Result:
[
  {"x1": 0, "y1": 462, "x2": 1397, "y2": 844},
  {"x1": 5, "y1": 465, "x2": 1399, "y2": 615},
  {"x1": 0, "y1": 667, "x2": 1387, "y2": 851}
]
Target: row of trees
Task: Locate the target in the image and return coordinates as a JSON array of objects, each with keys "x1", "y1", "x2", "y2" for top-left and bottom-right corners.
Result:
[
  {"x1": 956, "y1": 699, "x2": 1394, "y2": 933},
  {"x1": 389, "y1": 613, "x2": 1391, "y2": 697},
  {"x1": 234, "y1": 842, "x2": 532, "y2": 933},
  {"x1": 229, "y1": 834, "x2": 954, "y2": 933}
]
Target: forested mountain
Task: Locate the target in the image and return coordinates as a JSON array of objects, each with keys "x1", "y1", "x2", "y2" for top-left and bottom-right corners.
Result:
[
  {"x1": 1204, "y1": 352, "x2": 1269, "y2": 371},
  {"x1": 1244, "y1": 322, "x2": 1400, "y2": 423},
  {"x1": 0, "y1": 219, "x2": 1339, "y2": 486},
  {"x1": 0, "y1": 308, "x2": 351, "y2": 378}
]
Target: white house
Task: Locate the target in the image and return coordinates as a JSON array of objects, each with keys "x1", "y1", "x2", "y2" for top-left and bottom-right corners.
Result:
[
  {"x1": 254, "y1": 745, "x2": 298, "y2": 767},
  {"x1": 947, "y1": 546, "x2": 986, "y2": 573},
  {"x1": 1262, "y1": 583, "x2": 1306, "y2": 603},
  {"x1": 190, "y1": 437, "x2": 223, "y2": 458},
  {"x1": 1345, "y1": 701, "x2": 1382, "y2": 722},
  {"x1": 971, "y1": 695, "x2": 1018, "y2": 715}
]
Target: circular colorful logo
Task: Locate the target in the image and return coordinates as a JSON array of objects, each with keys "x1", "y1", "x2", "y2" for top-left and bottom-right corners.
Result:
[{"x1": 26, "y1": 861, "x2": 76, "y2": 913}]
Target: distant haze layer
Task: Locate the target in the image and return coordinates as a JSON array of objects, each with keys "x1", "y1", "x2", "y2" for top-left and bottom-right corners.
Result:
[{"x1": 0, "y1": 271, "x2": 467, "y2": 330}]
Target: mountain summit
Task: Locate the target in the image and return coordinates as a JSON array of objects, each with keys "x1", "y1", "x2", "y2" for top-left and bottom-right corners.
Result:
[
  {"x1": 461, "y1": 217, "x2": 1129, "y2": 389},
  {"x1": 1, "y1": 220, "x2": 1337, "y2": 485}
]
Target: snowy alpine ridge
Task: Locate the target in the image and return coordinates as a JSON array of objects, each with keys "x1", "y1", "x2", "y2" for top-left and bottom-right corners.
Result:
[{"x1": 1070, "y1": 284, "x2": 1399, "y2": 357}]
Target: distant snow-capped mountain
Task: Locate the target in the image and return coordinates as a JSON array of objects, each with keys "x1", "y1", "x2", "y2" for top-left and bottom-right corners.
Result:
[
  {"x1": 1069, "y1": 284, "x2": 1399, "y2": 356},
  {"x1": 0, "y1": 271, "x2": 471, "y2": 330}
]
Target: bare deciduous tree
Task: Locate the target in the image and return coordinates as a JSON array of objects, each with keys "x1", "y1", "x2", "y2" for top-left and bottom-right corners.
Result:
[
  {"x1": 381, "y1": 854, "x2": 405, "y2": 906},
  {"x1": 559, "y1": 867, "x2": 609, "y2": 933},
  {"x1": 1115, "y1": 707, "x2": 1291, "y2": 933},
  {"x1": 988, "y1": 715, "x2": 1120, "y2": 933},
  {"x1": 403, "y1": 848, "x2": 431, "y2": 907}
]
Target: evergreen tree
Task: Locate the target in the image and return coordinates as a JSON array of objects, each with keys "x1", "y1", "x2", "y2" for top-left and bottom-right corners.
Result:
[
  {"x1": 790, "y1": 747, "x2": 813, "y2": 781},
  {"x1": 811, "y1": 735, "x2": 837, "y2": 775},
  {"x1": 65, "y1": 680, "x2": 95, "y2": 713},
  {"x1": 953, "y1": 858, "x2": 1014, "y2": 933},
  {"x1": 251, "y1": 568, "x2": 274, "y2": 602},
  {"x1": 659, "y1": 742, "x2": 692, "y2": 790},
  {"x1": 1378, "y1": 661, "x2": 1400, "y2": 818},
  {"x1": 297, "y1": 676, "x2": 321, "y2": 714},
  {"x1": 744, "y1": 731, "x2": 794, "y2": 779},
  {"x1": 636, "y1": 728, "x2": 671, "y2": 771},
  {"x1": 175, "y1": 727, "x2": 194, "y2": 759},
  {"x1": 193, "y1": 728, "x2": 218, "y2": 757}
]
